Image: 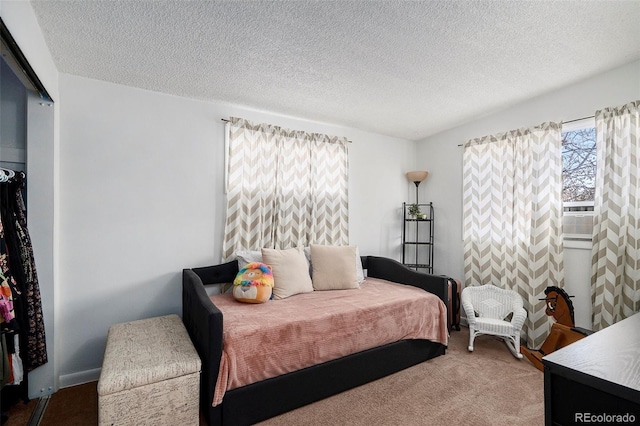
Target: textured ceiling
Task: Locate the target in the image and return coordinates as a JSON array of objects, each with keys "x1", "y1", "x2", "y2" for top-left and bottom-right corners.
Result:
[{"x1": 29, "y1": 0, "x2": 640, "y2": 141}]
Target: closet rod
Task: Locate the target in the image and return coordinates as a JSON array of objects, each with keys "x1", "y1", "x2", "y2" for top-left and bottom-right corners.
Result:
[
  {"x1": 221, "y1": 118, "x2": 352, "y2": 143},
  {"x1": 457, "y1": 115, "x2": 596, "y2": 146}
]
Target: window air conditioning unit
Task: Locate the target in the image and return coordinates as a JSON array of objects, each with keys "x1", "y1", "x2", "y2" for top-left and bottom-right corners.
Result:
[{"x1": 563, "y1": 202, "x2": 594, "y2": 240}]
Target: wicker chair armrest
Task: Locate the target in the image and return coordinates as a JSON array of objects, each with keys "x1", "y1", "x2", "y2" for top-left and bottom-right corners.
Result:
[
  {"x1": 511, "y1": 306, "x2": 527, "y2": 330},
  {"x1": 460, "y1": 290, "x2": 476, "y2": 326}
]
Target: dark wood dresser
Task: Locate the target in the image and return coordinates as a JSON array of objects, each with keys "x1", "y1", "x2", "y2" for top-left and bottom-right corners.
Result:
[{"x1": 542, "y1": 312, "x2": 640, "y2": 426}]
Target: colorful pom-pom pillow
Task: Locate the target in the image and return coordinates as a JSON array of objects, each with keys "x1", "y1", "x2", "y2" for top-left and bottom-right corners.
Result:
[{"x1": 233, "y1": 262, "x2": 274, "y2": 303}]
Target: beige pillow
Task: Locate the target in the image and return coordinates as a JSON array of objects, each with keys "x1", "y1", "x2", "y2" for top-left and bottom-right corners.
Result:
[
  {"x1": 261, "y1": 247, "x2": 313, "y2": 299},
  {"x1": 310, "y1": 245, "x2": 359, "y2": 290},
  {"x1": 304, "y1": 245, "x2": 365, "y2": 283}
]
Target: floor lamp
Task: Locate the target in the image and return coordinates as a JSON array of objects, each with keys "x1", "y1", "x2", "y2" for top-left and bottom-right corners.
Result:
[
  {"x1": 406, "y1": 171, "x2": 429, "y2": 270},
  {"x1": 406, "y1": 171, "x2": 429, "y2": 204}
]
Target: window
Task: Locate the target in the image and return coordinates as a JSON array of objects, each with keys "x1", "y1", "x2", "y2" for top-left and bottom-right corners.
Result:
[
  {"x1": 562, "y1": 118, "x2": 595, "y2": 239},
  {"x1": 222, "y1": 118, "x2": 350, "y2": 260}
]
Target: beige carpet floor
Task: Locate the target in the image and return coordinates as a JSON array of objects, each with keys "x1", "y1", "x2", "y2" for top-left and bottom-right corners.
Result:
[
  {"x1": 3, "y1": 326, "x2": 544, "y2": 425},
  {"x1": 258, "y1": 327, "x2": 544, "y2": 425}
]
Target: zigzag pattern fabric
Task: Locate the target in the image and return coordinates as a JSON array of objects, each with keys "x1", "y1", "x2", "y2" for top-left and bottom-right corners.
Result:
[
  {"x1": 462, "y1": 122, "x2": 564, "y2": 349},
  {"x1": 222, "y1": 117, "x2": 349, "y2": 260},
  {"x1": 591, "y1": 100, "x2": 640, "y2": 330}
]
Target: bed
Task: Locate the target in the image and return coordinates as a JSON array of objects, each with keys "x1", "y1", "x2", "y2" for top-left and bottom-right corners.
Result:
[{"x1": 182, "y1": 255, "x2": 450, "y2": 425}]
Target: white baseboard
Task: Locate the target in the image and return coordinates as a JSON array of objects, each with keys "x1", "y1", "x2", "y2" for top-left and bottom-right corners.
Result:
[{"x1": 59, "y1": 367, "x2": 101, "y2": 389}]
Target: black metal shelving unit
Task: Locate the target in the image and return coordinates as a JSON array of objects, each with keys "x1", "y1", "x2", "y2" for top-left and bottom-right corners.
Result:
[{"x1": 402, "y1": 202, "x2": 434, "y2": 273}]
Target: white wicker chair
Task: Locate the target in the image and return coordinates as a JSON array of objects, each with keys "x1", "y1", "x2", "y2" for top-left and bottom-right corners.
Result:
[{"x1": 461, "y1": 284, "x2": 527, "y2": 359}]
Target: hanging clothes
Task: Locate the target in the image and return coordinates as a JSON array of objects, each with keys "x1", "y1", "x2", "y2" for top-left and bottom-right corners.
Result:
[
  {"x1": 0, "y1": 172, "x2": 47, "y2": 371},
  {"x1": 0, "y1": 219, "x2": 19, "y2": 334},
  {"x1": 1, "y1": 334, "x2": 9, "y2": 388}
]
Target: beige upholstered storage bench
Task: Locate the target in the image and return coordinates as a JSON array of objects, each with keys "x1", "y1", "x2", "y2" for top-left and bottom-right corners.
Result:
[{"x1": 97, "y1": 314, "x2": 201, "y2": 426}]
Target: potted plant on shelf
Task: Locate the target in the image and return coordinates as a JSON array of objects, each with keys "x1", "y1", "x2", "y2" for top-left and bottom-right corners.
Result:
[{"x1": 408, "y1": 203, "x2": 421, "y2": 218}]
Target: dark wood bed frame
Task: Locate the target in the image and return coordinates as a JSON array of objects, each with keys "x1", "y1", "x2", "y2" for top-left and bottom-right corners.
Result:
[{"x1": 182, "y1": 255, "x2": 450, "y2": 425}]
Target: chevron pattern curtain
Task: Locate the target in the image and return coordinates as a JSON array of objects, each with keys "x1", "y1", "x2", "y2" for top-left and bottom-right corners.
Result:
[
  {"x1": 222, "y1": 117, "x2": 349, "y2": 260},
  {"x1": 462, "y1": 122, "x2": 564, "y2": 349},
  {"x1": 591, "y1": 100, "x2": 640, "y2": 330}
]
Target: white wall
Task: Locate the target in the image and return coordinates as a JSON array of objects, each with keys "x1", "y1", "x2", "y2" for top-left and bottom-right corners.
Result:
[
  {"x1": 1, "y1": 1, "x2": 60, "y2": 398},
  {"x1": 57, "y1": 73, "x2": 415, "y2": 385},
  {"x1": 416, "y1": 60, "x2": 640, "y2": 329}
]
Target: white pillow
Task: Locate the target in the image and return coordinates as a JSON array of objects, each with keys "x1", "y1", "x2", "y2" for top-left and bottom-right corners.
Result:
[
  {"x1": 235, "y1": 250, "x2": 262, "y2": 270},
  {"x1": 310, "y1": 245, "x2": 359, "y2": 291},
  {"x1": 262, "y1": 247, "x2": 313, "y2": 299}
]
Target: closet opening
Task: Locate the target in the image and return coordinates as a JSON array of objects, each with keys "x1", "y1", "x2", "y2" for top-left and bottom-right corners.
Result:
[{"x1": 1, "y1": 16, "x2": 56, "y2": 420}]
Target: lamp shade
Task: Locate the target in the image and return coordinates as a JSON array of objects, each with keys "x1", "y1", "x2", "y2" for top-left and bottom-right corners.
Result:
[{"x1": 406, "y1": 171, "x2": 429, "y2": 184}]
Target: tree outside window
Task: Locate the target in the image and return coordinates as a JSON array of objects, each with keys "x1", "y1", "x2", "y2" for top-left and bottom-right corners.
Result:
[{"x1": 562, "y1": 127, "x2": 596, "y2": 205}]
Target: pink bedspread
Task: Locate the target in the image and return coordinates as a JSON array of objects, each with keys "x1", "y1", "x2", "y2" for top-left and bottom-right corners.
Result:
[{"x1": 210, "y1": 277, "x2": 448, "y2": 406}]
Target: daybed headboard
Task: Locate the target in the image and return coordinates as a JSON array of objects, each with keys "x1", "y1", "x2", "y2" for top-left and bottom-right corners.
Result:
[{"x1": 363, "y1": 256, "x2": 448, "y2": 315}]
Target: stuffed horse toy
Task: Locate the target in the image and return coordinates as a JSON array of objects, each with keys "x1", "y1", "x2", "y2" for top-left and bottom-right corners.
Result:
[{"x1": 521, "y1": 286, "x2": 593, "y2": 371}]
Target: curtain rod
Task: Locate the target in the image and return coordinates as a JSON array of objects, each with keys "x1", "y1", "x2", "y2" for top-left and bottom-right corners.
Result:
[
  {"x1": 221, "y1": 118, "x2": 352, "y2": 143},
  {"x1": 456, "y1": 115, "x2": 596, "y2": 146},
  {"x1": 563, "y1": 115, "x2": 595, "y2": 125}
]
